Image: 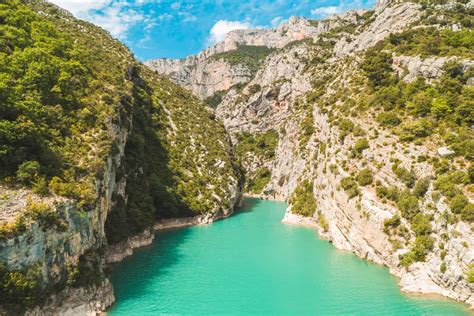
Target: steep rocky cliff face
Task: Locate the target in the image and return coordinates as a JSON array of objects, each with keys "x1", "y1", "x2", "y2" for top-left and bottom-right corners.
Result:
[
  {"x1": 148, "y1": 0, "x2": 474, "y2": 309},
  {"x1": 0, "y1": 0, "x2": 241, "y2": 314}
]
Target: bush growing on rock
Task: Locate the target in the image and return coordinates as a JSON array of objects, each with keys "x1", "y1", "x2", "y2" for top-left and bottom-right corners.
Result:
[
  {"x1": 16, "y1": 161, "x2": 41, "y2": 185},
  {"x1": 376, "y1": 112, "x2": 401, "y2": 126},
  {"x1": 247, "y1": 168, "x2": 272, "y2": 194},
  {"x1": 400, "y1": 235, "x2": 434, "y2": 267},
  {"x1": 411, "y1": 213, "x2": 432, "y2": 236},
  {"x1": 289, "y1": 179, "x2": 316, "y2": 217},
  {"x1": 383, "y1": 214, "x2": 401, "y2": 234},
  {"x1": 461, "y1": 203, "x2": 474, "y2": 223},
  {"x1": 397, "y1": 190, "x2": 420, "y2": 220},
  {"x1": 392, "y1": 164, "x2": 417, "y2": 188},
  {"x1": 398, "y1": 119, "x2": 433, "y2": 141},
  {"x1": 435, "y1": 171, "x2": 467, "y2": 198},
  {"x1": 413, "y1": 178, "x2": 430, "y2": 197},
  {"x1": 361, "y1": 50, "x2": 394, "y2": 89},
  {"x1": 318, "y1": 212, "x2": 329, "y2": 231},
  {"x1": 450, "y1": 194, "x2": 469, "y2": 214},
  {"x1": 0, "y1": 263, "x2": 43, "y2": 307},
  {"x1": 356, "y1": 168, "x2": 373, "y2": 186},
  {"x1": 340, "y1": 177, "x2": 360, "y2": 198},
  {"x1": 354, "y1": 138, "x2": 369, "y2": 155},
  {"x1": 467, "y1": 264, "x2": 474, "y2": 283}
]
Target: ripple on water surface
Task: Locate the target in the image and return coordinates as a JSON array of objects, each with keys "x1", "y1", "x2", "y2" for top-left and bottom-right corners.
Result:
[{"x1": 109, "y1": 198, "x2": 471, "y2": 315}]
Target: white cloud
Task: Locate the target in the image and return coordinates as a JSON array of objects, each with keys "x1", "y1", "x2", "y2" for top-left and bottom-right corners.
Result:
[
  {"x1": 49, "y1": 0, "x2": 151, "y2": 40},
  {"x1": 48, "y1": 0, "x2": 111, "y2": 15},
  {"x1": 208, "y1": 20, "x2": 253, "y2": 44},
  {"x1": 310, "y1": 6, "x2": 340, "y2": 16},
  {"x1": 82, "y1": 4, "x2": 144, "y2": 39},
  {"x1": 178, "y1": 12, "x2": 197, "y2": 22},
  {"x1": 311, "y1": 1, "x2": 371, "y2": 18}
]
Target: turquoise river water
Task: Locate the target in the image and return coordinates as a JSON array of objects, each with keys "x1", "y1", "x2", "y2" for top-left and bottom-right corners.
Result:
[{"x1": 109, "y1": 198, "x2": 471, "y2": 315}]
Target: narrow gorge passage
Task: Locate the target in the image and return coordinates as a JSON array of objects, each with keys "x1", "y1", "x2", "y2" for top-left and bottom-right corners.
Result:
[{"x1": 109, "y1": 199, "x2": 470, "y2": 315}]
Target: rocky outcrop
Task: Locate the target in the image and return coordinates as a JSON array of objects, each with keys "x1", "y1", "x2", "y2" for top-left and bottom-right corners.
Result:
[
  {"x1": 25, "y1": 280, "x2": 114, "y2": 316},
  {"x1": 146, "y1": 13, "x2": 367, "y2": 99},
  {"x1": 147, "y1": 58, "x2": 254, "y2": 99},
  {"x1": 393, "y1": 56, "x2": 474, "y2": 83},
  {"x1": 105, "y1": 229, "x2": 155, "y2": 263},
  {"x1": 334, "y1": 2, "x2": 421, "y2": 56}
]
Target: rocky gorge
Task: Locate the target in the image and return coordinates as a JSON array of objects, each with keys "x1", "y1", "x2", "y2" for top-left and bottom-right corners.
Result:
[
  {"x1": 147, "y1": 0, "x2": 474, "y2": 309},
  {"x1": 0, "y1": 0, "x2": 473, "y2": 314}
]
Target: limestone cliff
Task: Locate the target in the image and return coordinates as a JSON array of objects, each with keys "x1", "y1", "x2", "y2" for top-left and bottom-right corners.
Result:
[
  {"x1": 148, "y1": 0, "x2": 474, "y2": 309},
  {"x1": 0, "y1": 0, "x2": 241, "y2": 314}
]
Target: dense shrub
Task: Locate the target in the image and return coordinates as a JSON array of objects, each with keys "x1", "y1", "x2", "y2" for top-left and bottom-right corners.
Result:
[
  {"x1": 16, "y1": 161, "x2": 41, "y2": 185},
  {"x1": 407, "y1": 91, "x2": 432, "y2": 117},
  {"x1": 340, "y1": 177, "x2": 360, "y2": 198},
  {"x1": 397, "y1": 190, "x2": 420, "y2": 220},
  {"x1": 247, "y1": 168, "x2": 272, "y2": 194},
  {"x1": 0, "y1": 263, "x2": 43, "y2": 307},
  {"x1": 236, "y1": 130, "x2": 279, "y2": 160},
  {"x1": 318, "y1": 212, "x2": 329, "y2": 231},
  {"x1": 383, "y1": 214, "x2": 401, "y2": 234},
  {"x1": 413, "y1": 178, "x2": 430, "y2": 197},
  {"x1": 289, "y1": 179, "x2": 316, "y2": 216},
  {"x1": 435, "y1": 171, "x2": 467, "y2": 198},
  {"x1": 400, "y1": 236, "x2": 434, "y2": 267},
  {"x1": 376, "y1": 112, "x2": 401, "y2": 126},
  {"x1": 411, "y1": 213, "x2": 432, "y2": 237},
  {"x1": 299, "y1": 111, "x2": 315, "y2": 150},
  {"x1": 210, "y1": 45, "x2": 276, "y2": 73},
  {"x1": 376, "y1": 184, "x2": 399, "y2": 201},
  {"x1": 356, "y1": 168, "x2": 373, "y2": 186},
  {"x1": 460, "y1": 203, "x2": 474, "y2": 222},
  {"x1": 398, "y1": 119, "x2": 433, "y2": 141},
  {"x1": 392, "y1": 164, "x2": 416, "y2": 188},
  {"x1": 354, "y1": 138, "x2": 369, "y2": 155},
  {"x1": 204, "y1": 90, "x2": 226, "y2": 108},
  {"x1": 450, "y1": 194, "x2": 469, "y2": 214},
  {"x1": 361, "y1": 50, "x2": 394, "y2": 89},
  {"x1": 467, "y1": 264, "x2": 474, "y2": 283}
]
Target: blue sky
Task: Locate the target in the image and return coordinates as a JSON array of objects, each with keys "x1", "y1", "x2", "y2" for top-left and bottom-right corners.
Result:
[{"x1": 49, "y1": 0, "x2": 376, "y2": 61}]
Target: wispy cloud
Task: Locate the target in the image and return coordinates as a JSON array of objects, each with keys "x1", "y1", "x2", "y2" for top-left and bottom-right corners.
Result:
[
  {"x1": 207, "y1": 20, "x2": 254, "y2": 44},
  {"x1": 49, "y1": 0, "x2": 155, "y2": 40},
  {"x1": 311, "y1": 0, "x2": 373, "y2": 18},
  {"x1": 311, "y1": 6, "x2": 339, "y2": 16}
]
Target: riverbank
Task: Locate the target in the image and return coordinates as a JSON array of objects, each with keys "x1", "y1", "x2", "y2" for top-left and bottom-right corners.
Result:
[
  {"x1": 109, "y1": 198, "x2": 470, "y2": 315},
  {"x1": 106, "y1": 210, "x2": 235, "y2": 264},
  {"x1": 281, "y1": 210, "x2": 474, "y2": 311}
]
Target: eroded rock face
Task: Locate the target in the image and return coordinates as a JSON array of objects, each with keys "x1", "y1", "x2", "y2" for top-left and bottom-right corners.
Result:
[
  {"x1": 334, "y1": 2, "x2": 422, "y2": 56},
  {"x1": 393, "y1": 56, "x2": 474, "y2": 83},
  {"x1": 147, "y1": 0, "x2": 474, "y2": 309},
  {"x1": 145, "y1": 13, "x2": 367, "y2": 99}
]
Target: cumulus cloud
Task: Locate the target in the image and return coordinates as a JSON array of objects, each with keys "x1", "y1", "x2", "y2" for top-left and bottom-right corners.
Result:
[
  {"x1": 208, "y1": 20, "x2": 253, "y2": 44},
  {"x1": 310, "y1": 6, "x2": 340, "y2": 16}
]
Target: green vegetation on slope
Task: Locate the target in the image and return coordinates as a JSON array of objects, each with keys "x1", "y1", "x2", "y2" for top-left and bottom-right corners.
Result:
[
  {"x1": 210, "y1": 45, "x2": 276, "y2": 73},
  {"x1": 234, "y1": 130, "x2": 278, "y2": 194},
  {"x1": 289, "y1": 179, "x2": 316, "y2": 217},
  {"x1": 0, "y1": 0, "x2": 241, "y2": 309}
]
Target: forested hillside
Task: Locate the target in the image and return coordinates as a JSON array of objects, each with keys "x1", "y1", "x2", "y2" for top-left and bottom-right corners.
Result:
[{"x1": 0, "y1": 0, "x2": 240, "y2": 313}]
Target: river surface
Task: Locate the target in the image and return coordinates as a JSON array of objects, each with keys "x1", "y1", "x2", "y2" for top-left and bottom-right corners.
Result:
[{"x1": 109, "y1": 198, "x2": 470, "y2": 315}]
